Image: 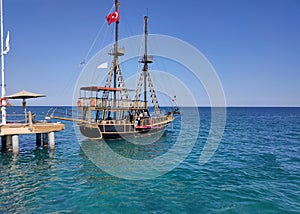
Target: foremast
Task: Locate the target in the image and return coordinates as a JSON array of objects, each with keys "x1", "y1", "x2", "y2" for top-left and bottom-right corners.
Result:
[
  {"x1": 102, "y1": 0, "x2": 130, "y2": 119},
  {"x1": 135, "y1": 16, "x2": 160, "y2": 114}
]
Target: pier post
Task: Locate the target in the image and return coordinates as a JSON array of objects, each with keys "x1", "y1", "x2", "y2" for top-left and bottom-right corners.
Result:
[
  {"x1": 28, "y1": 111, "x2": 33, "y2": 131},
  {"x1": 0, "y1": 121, "x2": 64, "y2": 153},
  {"x1": 12, "y1": 135, "x2": 19, "y2": 154},
  {"x1": 36, "y1": 133, "x2": 41, "y2": 147},
  {"x1": 48, "y1": 132, "x2": 55, "y2": 150},
  {"x1": 42, "y1": 133, "x2": 48, "y2": 147},
  {"x1": 5, "y1": 135, "x2": 12, "y2": 151},
  {"x1": 1, "y1": 136, "x2": 7, "y2": 151}
]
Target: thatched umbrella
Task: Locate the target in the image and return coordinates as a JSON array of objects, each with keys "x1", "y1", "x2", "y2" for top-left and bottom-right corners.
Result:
[
  {"x1": 5, "y1": 90, "x2": 45, "y2": 109},
  {"x1": 5, "y1": 90, "x2": 45, "y2": 122}
]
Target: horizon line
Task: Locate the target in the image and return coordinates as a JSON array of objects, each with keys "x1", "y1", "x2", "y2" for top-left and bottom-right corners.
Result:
[{"x1": 6, "y1": 105, "x2": 300, "y2": 108}]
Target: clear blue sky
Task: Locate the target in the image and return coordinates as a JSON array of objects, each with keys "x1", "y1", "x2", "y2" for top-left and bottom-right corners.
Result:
[{"x1": 2, "y1": 0, "x2": 300, "y2": 106}]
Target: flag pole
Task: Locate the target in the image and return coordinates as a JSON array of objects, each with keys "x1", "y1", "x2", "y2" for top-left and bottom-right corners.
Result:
[
  {"x1": 0, "y1": 0, "x2": 6, "y2": 125},
  {"x1": 113, "y1": 0, "x2": 119, "y2": 119}
]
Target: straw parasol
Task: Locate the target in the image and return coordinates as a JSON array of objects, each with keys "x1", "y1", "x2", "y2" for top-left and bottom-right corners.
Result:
[{"x1": 5, "y1": 90, "x2": 46, "y2": 110}]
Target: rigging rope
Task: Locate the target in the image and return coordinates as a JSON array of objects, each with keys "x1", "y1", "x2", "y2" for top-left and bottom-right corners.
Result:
[
  {"x1": 84, "y1": 4, "x2": 114, "y2": 62},
  {"x1": 59, "y1": 4, "x2": 115, "y2": 101},
  {"x1": 134, "y1": 34, "x2": 144, "y2": 93}
]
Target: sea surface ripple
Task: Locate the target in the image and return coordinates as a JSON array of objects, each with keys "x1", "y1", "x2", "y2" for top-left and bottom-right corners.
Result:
[{"x1": 0, "y1": 107, "x2": 299, "y2": 213}]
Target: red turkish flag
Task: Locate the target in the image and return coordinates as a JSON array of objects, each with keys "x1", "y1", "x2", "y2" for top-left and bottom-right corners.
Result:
[{"x1": 106, "y1": 10, "x2": 120, "y2": 25}]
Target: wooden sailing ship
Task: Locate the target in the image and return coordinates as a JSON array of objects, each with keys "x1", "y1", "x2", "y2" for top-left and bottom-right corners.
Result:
[{"x1": 51, "y1": 0, "x2": 174, "y2": 140}]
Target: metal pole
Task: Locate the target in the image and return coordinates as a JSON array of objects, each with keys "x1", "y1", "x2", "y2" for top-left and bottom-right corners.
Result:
[{"x1": 0, "y1": 0, "x2": 6, "y2": 124}]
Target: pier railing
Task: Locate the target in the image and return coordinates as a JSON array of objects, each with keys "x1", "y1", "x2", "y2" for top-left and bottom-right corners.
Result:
[{"x1": 3, "y1": 112, "x2": 36, "y2": 124}]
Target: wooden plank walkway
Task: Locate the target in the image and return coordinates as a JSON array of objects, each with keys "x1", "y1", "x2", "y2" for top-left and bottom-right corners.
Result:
[
  {"x1": 0, "y1": 123, "x2": 64, "y2": 135},
  {"x1": 0, "y1": 112, "x2": 65, "y2": 154}
]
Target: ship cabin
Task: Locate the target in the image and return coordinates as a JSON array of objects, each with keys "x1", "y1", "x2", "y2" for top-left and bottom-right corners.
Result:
[{"x1": 77, "y1": 86, "x2": 157, "y2": 127}]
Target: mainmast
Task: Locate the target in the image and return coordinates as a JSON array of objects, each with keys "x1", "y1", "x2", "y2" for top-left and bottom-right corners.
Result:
[
  {"x1": 112, "y1": 0, "x2": 119, "y2": 119},
  {"x1": 140, "y1": 16, "x2": 153, "y2": 109},
  {"x1": 102, "y1": 0, "x2": 129, "y2": 119},
  {"x1": 0, "y1": 0, "x2": 6, "y2": 124},
  {"x1": 113, "y1": 0, "x2": 119, "y2": 106},
  {"x1": 135, "y1": 15, "x2": 160, "y2": 113}
]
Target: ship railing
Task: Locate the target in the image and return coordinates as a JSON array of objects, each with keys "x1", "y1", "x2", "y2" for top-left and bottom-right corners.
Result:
[
  {"x1": 136, "y1": 113, "x2": 173, "y2": 127},
  {"x1": 137, "y1": 116, "x2": 167, "y2": 127},
  {"x1": 100, "y1": 119, "x2": 129, "y2": 125},
  {"x1": 108, "y1": 46, "x2": 125, "y2": 56},
  {"x1": 77, "y1": 97, "x2": 146, "y2": 109},
  {"x1": 77, "y1": 97, "x2": 116, "y2": 108},
  {"x1": 151, "y1": 114, "x2": 173, "y2": 123},
  {"x1": 132, "y1": 100, "x2": 147, "y2": 108},
  {"x1": 139, "y1": 55, "x2": 153, "y2": 63}
]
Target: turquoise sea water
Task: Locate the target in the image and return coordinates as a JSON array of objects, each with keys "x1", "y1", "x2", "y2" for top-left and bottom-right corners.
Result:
[{"x1": 1, "y1": 107, "x2": 300, "y2": 213}]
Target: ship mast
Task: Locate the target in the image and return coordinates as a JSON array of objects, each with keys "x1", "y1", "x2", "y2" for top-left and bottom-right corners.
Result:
[
  {"x1": 135, "y1": 15, "x2": 160, "y2": 113},
  {"x1": 0, "y1": 0, "x2": 6, "y2": 124},
  {"x1": 102, "y1": 0, "x2": 129, "y2": 119},
  {"x1": 112, "y1": 0, "x2": 119, "y2": 119},
  {"x1": 143, "y1": 16, "x2": 149, "y2": 109},
  {"x1": 113, "y1": 0, "x2": 119, "y2": 110}
]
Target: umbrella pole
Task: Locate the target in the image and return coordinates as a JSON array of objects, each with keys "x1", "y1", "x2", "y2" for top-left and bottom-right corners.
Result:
[{"x1": 22, "y1": 99, "x2": 27, "y2": 123}]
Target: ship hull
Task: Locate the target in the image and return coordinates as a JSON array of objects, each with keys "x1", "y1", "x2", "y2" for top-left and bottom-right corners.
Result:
[{"x1": 78, "y1": 122, "x2": 169, "y2": 140}]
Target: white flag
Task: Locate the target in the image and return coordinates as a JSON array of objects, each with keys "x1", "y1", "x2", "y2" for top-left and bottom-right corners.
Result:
[
  {"x1": 97, "y1": 62, "x2": 108, "y2": 69},
  {"x1": 3, "y1": 31, "x2": 10, "y2": 55}
]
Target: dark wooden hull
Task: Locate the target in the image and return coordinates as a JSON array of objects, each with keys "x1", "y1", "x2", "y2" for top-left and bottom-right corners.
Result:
[{"x1": 78, "y1": 122, "x2": 169, "y2": 140}]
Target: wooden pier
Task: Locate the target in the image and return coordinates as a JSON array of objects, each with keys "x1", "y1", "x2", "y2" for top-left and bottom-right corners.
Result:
[
  {"x1": 0, "y1": 111, "x2": 64, "y2": 154},
  {"x1": 0, "y1": 0, "x2": 65, "y2": 154}
]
